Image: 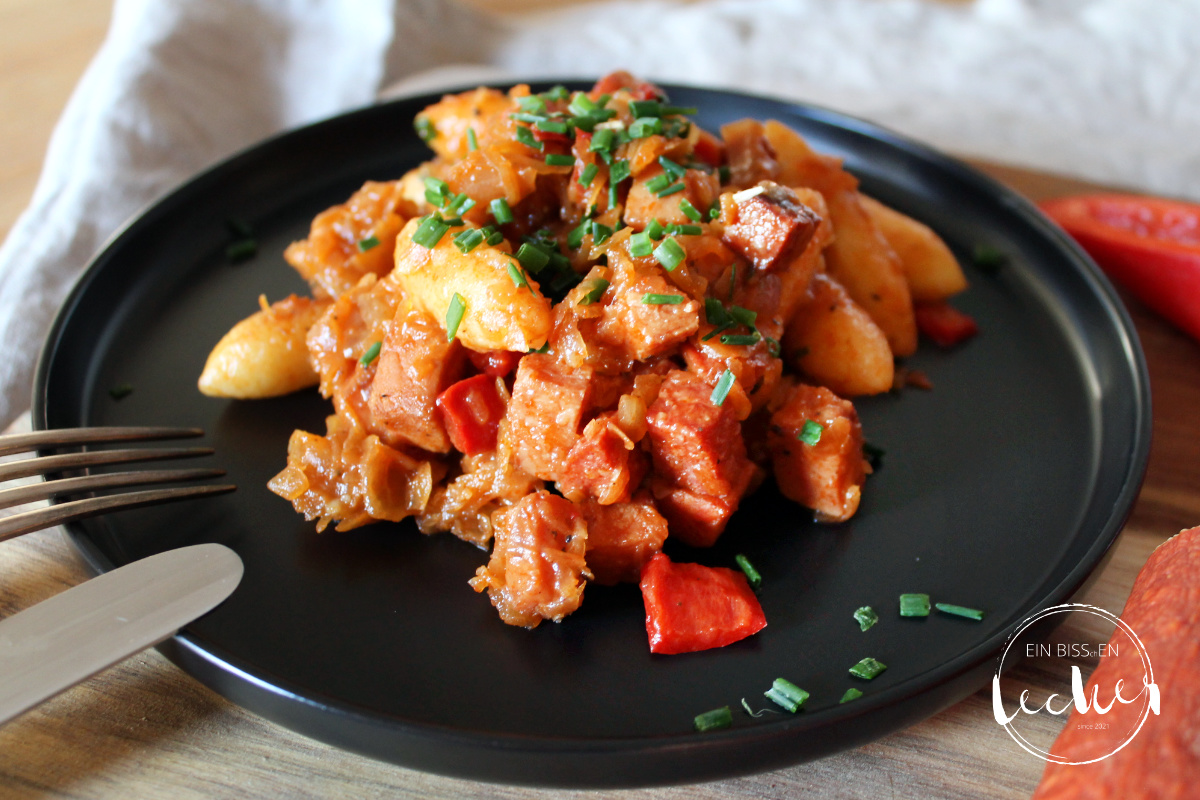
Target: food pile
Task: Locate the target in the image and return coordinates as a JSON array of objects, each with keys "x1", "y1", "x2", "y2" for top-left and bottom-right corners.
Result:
[{"x1": 199, "y1": 72, "x2": 973, "y2": 651}]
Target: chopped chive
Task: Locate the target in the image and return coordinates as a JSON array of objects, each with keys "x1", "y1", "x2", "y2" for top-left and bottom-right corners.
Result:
[
  {"x1": 447, "y1": 193, "x2": 476, "y2": 216},
  {"x1": 797, "y1": 419, "x2": 824, "y2": 446},
  {"x1": 656, "y1": 182, "x2": 685, "y2": 198},
  {"x1": 509, "y1": 112, "x2": 547, "y2": 125},
  {"x1": 899, "y1": 593, "x2": 931, "y2": 617},
  {"x1": 764, "y1": 336, "x2": 781, "y2": 358},
  {"x1": 708, "y1": 201, "x2": 721, "y2": 220},
  {"x1": 665, "y1": 224, "x2": 703, "y2": 237},
  {"x1": 710, "y1": 369, "x2": 736, "y2": 406},
  {"x1": 567, "y1": 215, "x2": 594, "y2": 249},
  {"x1": 225, "y1": 239, "x2": 257, "y2": 263},
  {"x1": 590, "y1": 222, "x2": 614, "y2": 246},
  {"x1": 704, "y1": 298, "x2": 728, "y2": 326},
  {"x1": 483, "y1": 226, "x2": 504, "y2": 246},
  {"x1": 516, "y1": 242, "x2": 551, "y2": 274},
  {"x1": 662, "y1": 105, "x2": 698, "y2": 116},
  {"x1": 973, "y1": 243, "x2": 1008, "y2": 273},
  {"x1": 542, "y1": 85, "x2": 569, "y2": 102},
  {"x1": 854, "y1": 606, "x2": 879, "y2": 631},
  {"x1": 424, "y1": 176, "x2": 450, "y2": 201},
  {"x1": 764, "y1": 678, "x2": 809, "y2": 713},
  {"x1": 629, "y1": 117, "x2": 663, "y2": 138},
  {"x1": 735, "y1": 554, "x2": 761, "y2": 590},
  {"x1": 720, "y1": 333, "x2": 761, "y2": 346},
  {"x1": 727, "y1": 305, "x2": 757, "y2": 330},
  {"x1": 642, "y1": 293, "x2": 684, "y2": 305},
  {"x1": 514, "y1": 125, "x2": 542, "y2": 150},
  {"x1": 609, "y1": 159, "x2": 631, "y2": 185},
  {"x1": 108, "y1": 383, "x2": 134, "y2": 401},
  {"x1": 466, "y1": 127, "x2": 478, "y2": 151},
  {"x1": 849, "y1": 658, "x2": 887, "y2": 680},
  {"x1": 694, "y1": 706, "x2": 732, "y2": 732},
  {"x1": 679, "y1": 198, "x2": 703, "y2": 222},
  {"x1": 629, "y1": 231, "x2": 654, "y2": 258},
  {"x1": 536, "y1": 118, "x2": 570, "y2": 135},
  {"x1": 629, "y1": 99, "x2": 662, "y2": 118},
  {"x1": 357, "y1": 235, "x2": 381, "y2": 252},
  {"x1": 645, "y1": 173, "x2": 673, "y2": 194},
  {"x1": 507, "y1": 262, "x2": 528, "y2": 289},
  {"x1": 532, "y1": 341, "x2": 551, "y2": 354},
  {"x1": 654, "y1": 237, "x2": 686, "y2": 271},
  {"x1": 445, "y1": 293, "x2": 466, "y2": 342},
  {"x1": 579, "y1": 163, "x2": 599, "y2": 188},
  {"x1": 702, "y1": 322, "x2": 733, "y2": 342},
  {"x1": 578, "y1": 278, "x2": 610, "y2": 305},
  {"x1": 728, "y1": 263, "x2": 737, "y2": 301},
  {"x1": 935, "y1": 603, "x2": 986, "y2": 621},
  {"x1": 516, "y1": 94, "x2": 547, "y2": 115},
  {"x1": 453, "y1": 227, "x2": 485, "y2": 254},
  {"x1": 589, "y1": 128, "x2": 615, "y2": 153},
  {"x1": 414, "y1": 115, "x2": 436, "y2": 143},
  {"x1": 490, "y1": 198, "x2": 514, "y2": 225},
  {"x1": 645, "y1": 218, "x2": 666, "y2": 241},
  {"x1": 360, "y1": 341, "x2": 382, "y2": 366},
  {"x1": 658, "y1": 156, "x2": 687, "y2": 180},
  {"x1": 840, "y1": 688, "x2": 864, "y2": 704},
  {"x1": 412, "y1": 215, "x2": 450, "y2": 249},
  {"x1": 545, "y1": 153, "x2": 575, "y2": 167},
  {"x1": 568, "y1": 93, "x2": 598, "y2": 117}
]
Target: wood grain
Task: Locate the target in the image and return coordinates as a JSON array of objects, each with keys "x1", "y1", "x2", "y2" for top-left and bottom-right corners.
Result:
[{"x1": 3, "y1": 2, "x2": 1200, "y2": 798}]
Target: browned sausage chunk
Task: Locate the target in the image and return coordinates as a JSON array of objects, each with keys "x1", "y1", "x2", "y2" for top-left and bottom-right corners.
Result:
[
  {"x1": 722, "y1": 182, "x2": 821, "y2": 272},
  {"x1": 503, "y1": 354, "x2": 593, "y2": 482},
  {"x1": 580, "y1": 494, "x2": 669, "y2": 585}
]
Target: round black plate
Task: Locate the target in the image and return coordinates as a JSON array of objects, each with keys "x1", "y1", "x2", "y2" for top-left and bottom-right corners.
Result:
[{"x1": 34, "y1": 83, "x2": 1150, "y2": 787}]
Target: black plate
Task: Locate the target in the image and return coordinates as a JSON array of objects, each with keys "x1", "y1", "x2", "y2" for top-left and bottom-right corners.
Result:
[{"x1": 34, "y1": 83, "x2": 1150, "y2": 787}]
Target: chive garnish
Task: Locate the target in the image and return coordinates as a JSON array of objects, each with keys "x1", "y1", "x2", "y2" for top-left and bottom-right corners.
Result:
[
  {"x1": 658, "y1": 156, "x2": 687, "y2": 180},
  {"x1": 629, "y1": 117, "x2": 663, "y2": 138},
  {"x1": 568, "y1": 93, "x2": 598, "y2": 117},
  {"x1": 854, "y1": 606, "x2": 879, "y2": 631},
  {"x1": 840, "y1": 688, "x2": 864, "y2": 704},
  {"x1": 645, "y1": 218, "x2": 665, "y2": 241},
  {"x1": 797, "y1": 419, "x2": 824, "y2": 446},
  {"x1": 483, "y1": 226, "x2": 504, "y2": 246},
  {"x1": 656, "y1": 182, "x2": 685, "y2": 198},
  {"x1": 642, "y1": 293, "x2": 684, "y2": 305},
  {"x1": 357, "y1": 235, "x2": 381, "y2": 252},
  {"x1": 225, "y1": 239, "x2": 257, "y2": 263},
  {"x1": 764, "y1": 679, "x2": 809, "y2": 713},
  {"x1": 590, "y1": 128, "x2": 615, "y2": 153},
  {"x1": 728, "y1": 305, "x2": 757, "y2": 330},
  {"x1": 629, "y1": 231, "x2": 654, "y2": 258},
  {"x1": 516, "y1": 242, "x2": 551, "y2": 274},
  {"x1": 764, "y1": 336, "x2": 781, "y2": 358},
  {"x1": 536, "y1": 118, "x2": 569, "y2": 135},
  {"x1": 579, "y1": 163, "x2": 599, "y2": 188},
  {"x1": 708, "y1": 201, "x2": 721, "y2": 220},
  {"x1": 935, "y1": 603, "x2": 986, "y2": 621},
  {"x1": 545, "y1": 153, "x2": 575, "y2": 167},
  {"x1": 645, "y1": 174, "x2": 673, "y2": 195},
  {"x1": 108, "y1": 383, "x2": 133, "y2": 401},
  {"x1": 666, "y1": 224, "x2": 703, "y2": 236},
  {"x1": 490, "y1": 198, "x2": 514, "y2": 225},
  {"x1": 412, "y1": 215, "x2": 450, "y2": 249},
  {"x1": 578, "y1": 278, "x2": 610, "y2": 305},
  {"x1": 694, "y1": 706, "x2": 732, "y2": 732},
  {"x1": 507, "y1": 262, "x2": 528, "y2": 289},
  {"x1": 710, "y1": 369, "x2": 736, "y2": 406},
  {"x1": 849, "y1": 658, "x2": 887, "y2": 680},
  {"x1": 720, "y1": 333, "x2": 760, "y2": 346},
  {"x1": 899, "y1": 593, "x2": 931, "y2": 617},
  {"x1": 735, "y1": 554, "x2": 761, "y2": 590},
  {"x1": 446, "y1": 193, "x2": 475, "y2": 216},
  {"x1": 542, "y1": 85, "x2": 569, "y2": 102},
  {"x1": 424, "y1": 177, "x2": 450, "y2": 207},
  {"x1": 609, "y1": 159, "x2": 631, "y2": 185},
  {"x1": 514, "y1": 125, "x2": 542, "y2": 150},
  {"x1": 360, "y1": 341, "x2": 382, "y2": 366},
  {"x1": 453, "y1": 228, "x2": 485, "y2": 254},
  {"x1": 704, "y1": 298, "x2": 727, "y2": 326},
  {"x1": 679, "y1": 198, "x2": 703, "y2": 222},
  {"x1": 662, "y1": 105, "x2": 698, "y2": 116},
  {"x1": 445, "y1": 293, "x2": 466, "y2": 342},
  {"x1": 590, "y1": 222, "x2": 614, "y2": 246},
  {"x1": 414, "y1": 115, "x2": 436, "y2": 143},
  {"x1": 629, "y1": 100, "x2": 662, "y2": 118},
  {"x1": 516, "y1": 94, "x2": 547, "y2": 115},
  {"x1": 466, "y1": 127, "x2": 478, "y2": 151},
  {"x1": 654, "y1": 237, "x2": 685, "y2": 271}
]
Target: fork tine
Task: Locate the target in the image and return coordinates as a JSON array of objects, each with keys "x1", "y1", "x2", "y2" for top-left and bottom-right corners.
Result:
[
  {"x1": 0, "y1": 484, "x2": 237, "y2": 543},
  {"x1": 0, "y1": 468, "x2": 227, "y2": 511},
  {"x1": 0, "y1": 447, "x2": 214, "y2": 483},
  {"x1": 0, "y1": 426, "x2": 204, "y2": 457}
]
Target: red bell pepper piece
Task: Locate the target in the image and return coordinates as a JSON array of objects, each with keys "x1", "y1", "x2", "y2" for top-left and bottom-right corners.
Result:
[
  {"x1": 467, "y1": 349, "x2": 522, "y2": 378},
  {"x1": 914, "y1": 301, "x2": 979, "y2": 348},
  {"x1": 532, "y1": 127, "x2": 571, "y2": 147},
  {"x1": 1040, "y1": 193, "x2": 1200, "y2": 343},
  {"x1": 639, "y1": 553, "x2": 767, "y2": 655},
  {"x1": 435, "y1": 374, "x2": 507, "y2": 455}
]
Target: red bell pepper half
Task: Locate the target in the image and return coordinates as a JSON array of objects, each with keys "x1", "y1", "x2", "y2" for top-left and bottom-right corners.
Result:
[
  {"x1": 914, "y1": 301, "x2": 979, "y2": 348},
  {"x1": 639, "y1": 552, "x2": 767, "y2": 655},
  {"x1": 435, "y1": 374, "x2": 507, "y2": 455},
  {"x1": 1040, "y1": 193, "x2": 1200, "y2": 343}
]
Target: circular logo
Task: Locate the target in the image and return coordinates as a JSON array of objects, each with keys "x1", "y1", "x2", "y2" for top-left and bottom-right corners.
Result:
[{"x1": 992, "y1": 603, "x2": 1159, "y2": 764}]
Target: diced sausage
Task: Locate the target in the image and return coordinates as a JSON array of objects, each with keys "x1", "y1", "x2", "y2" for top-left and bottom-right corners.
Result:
[
  {"x1": 504, "y1": 353, "x2": 593, "y2": 481},
  {"x1": 722, "y1": 182, "x2": 821, "y2": 272},
  {"x1": 596, "y1": 254, "x2": 701, "y2": 360},
  {"x1": 469, "y1": 491, "x2": 590, "y2": 627},
  {"x1": 767, "y1": 382, "x2": 867, "y2": 523},
  {"x1": 624, "y1": 166, "x2": 720, "y2": 229},
  {"x1": 557, "y1": 413, "x2": 647, "y2": 505},
  {"x1": 580, "y1": 494, "x2": 669, "y2": 585}
]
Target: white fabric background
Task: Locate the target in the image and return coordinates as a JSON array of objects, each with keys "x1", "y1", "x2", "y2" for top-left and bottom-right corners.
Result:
[{"x1": 1, "y1": 0, "x2": 1197, "y2": 428}]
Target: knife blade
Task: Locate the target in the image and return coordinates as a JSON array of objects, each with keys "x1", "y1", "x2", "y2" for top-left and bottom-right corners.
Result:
[{"x1": 0, "y1": 543, "x2": 243, "y2": 725}]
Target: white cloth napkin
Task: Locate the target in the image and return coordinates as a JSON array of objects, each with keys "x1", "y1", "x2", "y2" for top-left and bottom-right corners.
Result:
[{"x1": 2, "y1": 0, "x2": 1197, "y2": 429}]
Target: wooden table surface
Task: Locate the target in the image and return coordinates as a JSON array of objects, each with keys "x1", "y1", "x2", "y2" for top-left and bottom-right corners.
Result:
[{"x1": 3, "y1": 2, "x2": 1199, "y2": 798}]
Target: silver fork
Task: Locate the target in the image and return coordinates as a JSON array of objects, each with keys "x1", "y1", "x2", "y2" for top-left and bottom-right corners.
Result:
[{"x1": 0, "y1": 426, "x2": 236, "y2": 542}]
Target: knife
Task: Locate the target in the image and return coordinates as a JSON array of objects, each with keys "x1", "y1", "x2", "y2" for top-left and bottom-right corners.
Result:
[{"x1": 0, "y1": 543, "x2": 243, "y2": 725}]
